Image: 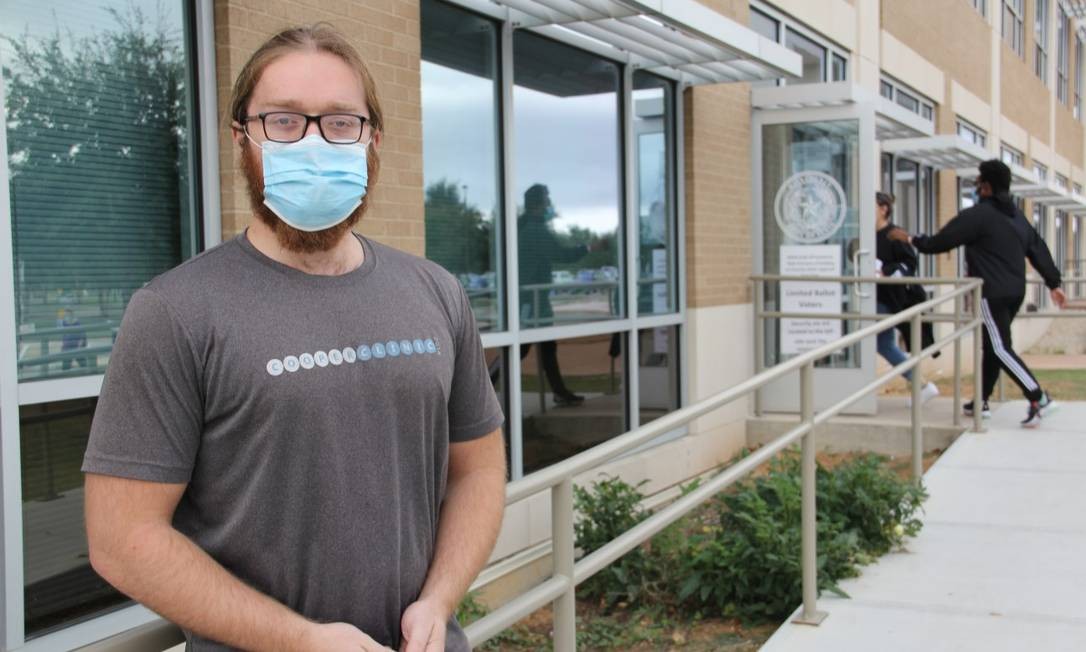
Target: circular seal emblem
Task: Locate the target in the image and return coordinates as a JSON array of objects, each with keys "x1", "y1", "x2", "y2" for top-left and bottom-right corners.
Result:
[{"x1": 773, "y1": 171, "x2": 847, "y2": 243}]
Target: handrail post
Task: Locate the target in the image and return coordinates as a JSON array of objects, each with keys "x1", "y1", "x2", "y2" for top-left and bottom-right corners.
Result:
[
  {"x1": 973, "y1": 283, "x2": 985, "y2": 433},
  {"x1": 910, "y1": 313, "x2": 923, "y2": 481},
  {"x1": 753, "y1": 278, "x2": 765, "y2": 416},
  {"x1": 793, "y1": 361, "x2": 826, "y2": 625},
  {"x1": 953, "y1": 291, "x2": 962, "y2": 427},
  {"x1": 552, "y1": 478, "x2": 576, "y2": 651}
]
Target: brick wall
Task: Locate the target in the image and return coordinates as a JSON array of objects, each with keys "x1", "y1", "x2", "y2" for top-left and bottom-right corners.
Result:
[
  {"x1": 881, "y1": 0, "x2": 991, "y2": 101},
  {"x1": 683, "y1": 82, "x2": 753, "y2": 308},
  {"x1": 214, "y1": 0, "x2": 425, "y2": 255}
]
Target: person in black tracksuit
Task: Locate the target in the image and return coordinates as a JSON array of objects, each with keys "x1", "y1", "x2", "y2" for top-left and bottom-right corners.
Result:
[{"x1": 890, "y1": 159, "x2": 1067, "y2": 427}]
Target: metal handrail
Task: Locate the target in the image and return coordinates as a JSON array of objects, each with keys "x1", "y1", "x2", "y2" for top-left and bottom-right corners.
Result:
[{"x1": 466, "y1": 277, "x2": 984, "y2": 649}]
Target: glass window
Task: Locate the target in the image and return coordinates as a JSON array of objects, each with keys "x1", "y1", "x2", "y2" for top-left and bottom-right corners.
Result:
[
  {"x1": 20, "y1": 398, "x2": 130, "y2": 635},
  {"x1": 1001, "y1": 144, "x2": 1024, "y2": 166},
  {"x1": 3, "y1": 0, "x2": 200, "y2": 383},
  {"x1": 1055, "y1": 212, "x2": 1068, "y2": 273},
  {"x1": 1057, "y1": 4, "x2": 1070, "y2": 103},
  {"x1": 1004, "y1": 0, "x2": 1025, "y2": 57},
  {"x1": 520, "y1": 333, "x2": 626, "y2": 474},
  {"x1": 638, "y1": 326, "x2": 679, "y2": 425},
  {"x1": 749, "y1": 7, "x2": 778, "y2": 40},
  {"x1": 880, "y1": 80, "x2": 894, "y2": 99},
  {"x1": 894, "y1": 158, "x2": 920, "y2": 234},
  {"x1": 784, "y1": 28, "x2": 827, "y2": 84},
  {"x1": 973, "y1": 0, "x2": 988, "y2": 17},
  {"x1": 1036, "y1": 0, "x2": 1049, "y2": 81},
  {"x1": 896, "y1": 89, "x2": 920, "y2": 113},
  {"x1": 957, "y1": 120, "x2": 987, "y2": 147},
  {"x1": 831, "y1": 54, "x2": 847, "y2": 82},
  {"x1": 1034, "y1": 162, "x2": 1049, "y2": 181},
  {"x1": 514, "y1": 32, "x2": 623, "y2": 328},
  {"x1": 633, "y1": 72, "x2": 676, "y2": 316},
  {"x1": 1076, "y1": 35, "x2": 1084, "y2": 120},
  {"x1": 761, "y1": 120, "x2": 861, "y2": 369},
  {"x1": 421, "y1": 0, "x2": 503, "y2": 331}
]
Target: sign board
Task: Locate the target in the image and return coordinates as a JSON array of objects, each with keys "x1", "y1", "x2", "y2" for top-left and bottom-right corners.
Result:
[{"x1": 780, "y1": 244, "x2": 842, "y2": 355}]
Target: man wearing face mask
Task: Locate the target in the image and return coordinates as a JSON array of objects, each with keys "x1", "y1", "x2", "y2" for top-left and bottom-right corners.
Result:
[
  {"x1": 81, "y1": 24, "x2": 506, "y2": 652},
  {"x1": 889, "y1": 159, "x2": 1066, "y2": 428}
]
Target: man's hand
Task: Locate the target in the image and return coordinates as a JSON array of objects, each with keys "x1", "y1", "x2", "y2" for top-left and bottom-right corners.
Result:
[
  {"x1": 1051, "y1": 287, "x2": 1068, "y2": 309},
  {"x1": 303, "y1": 622, "x2": 394, "y2": 651},
  {"x1": 887, "y1": 227, "x2": 912, "y2": 243},
  {"x1": 400, "y1": 598, "x2": 448, "y2": 652}
]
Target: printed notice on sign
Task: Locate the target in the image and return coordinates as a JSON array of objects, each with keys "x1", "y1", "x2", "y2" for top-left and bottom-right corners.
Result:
[{"x1": 780, "y1": 245, "x2": 842, "y2": 355}]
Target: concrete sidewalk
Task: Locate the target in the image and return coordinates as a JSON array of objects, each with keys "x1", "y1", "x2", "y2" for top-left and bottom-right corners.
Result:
[{"x1": 761, "y1": 401, "x2": 1086, "y2": 652}]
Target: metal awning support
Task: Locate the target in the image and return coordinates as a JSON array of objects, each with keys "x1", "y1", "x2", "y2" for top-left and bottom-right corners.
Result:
[
  {"x1": 881, "y1": 134, "x2": 991, "y2": 171},
  {"x1": 1066, "y1": 0, "x2": 1086, "y2": 18},
  {"x1": 466, "y1": 0, "x2": 802, "y2": 85}
]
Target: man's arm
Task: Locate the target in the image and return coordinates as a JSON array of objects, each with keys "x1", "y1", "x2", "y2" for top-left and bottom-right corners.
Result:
[
  {"x1": 907, "y1": 211, "x2": 981, "y2": 254},
  {"x1": 85, "y1": 474, "x2": 391, "y2": 651},
  {"x1": 1025, "y1": 225, "x2": 1063, "y2": 290},
  {"x1": 400, "y1": 428, "x2": 506, "y2": 652}
]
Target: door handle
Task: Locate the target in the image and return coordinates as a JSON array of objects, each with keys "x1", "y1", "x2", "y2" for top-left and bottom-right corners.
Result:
[{"x1": 852, "y1": 249, "x2": 871, "y2": 300}]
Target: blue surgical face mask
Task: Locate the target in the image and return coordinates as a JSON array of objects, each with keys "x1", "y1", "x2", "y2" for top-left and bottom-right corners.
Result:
[{"x1": 259, "y1": 135, "x2": 369, "y2": 232}]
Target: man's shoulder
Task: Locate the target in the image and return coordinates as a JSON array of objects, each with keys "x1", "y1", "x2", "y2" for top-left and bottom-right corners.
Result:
[
  {"x1": 143, "y1": 237, "x2": 244, "y2": 297},
  {"x1": 367, "y1": 237, "x2": 462, "y2": 293}
]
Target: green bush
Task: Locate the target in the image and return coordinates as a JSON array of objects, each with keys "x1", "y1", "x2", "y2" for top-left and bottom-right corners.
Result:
[
  {"x1": 565, "y1": 454, "x2": 927, "y2": 624},
  {"x1": 678, "y1": 458, "x2": 860, "y2": 621},
  {"x1": 574, "y1": 475, "x2": 677, "y2": 606},
  {"x1": 817, "y1": 454, "x2": 927, "y2": 556}
]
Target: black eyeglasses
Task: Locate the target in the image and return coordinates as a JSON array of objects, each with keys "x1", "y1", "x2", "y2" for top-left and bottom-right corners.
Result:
[{"x1": 242, "y1": 112, "x2": 370, "y2": 144}]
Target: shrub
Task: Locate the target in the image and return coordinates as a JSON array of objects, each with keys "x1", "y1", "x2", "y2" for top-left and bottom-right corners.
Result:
[
  {"x1": 817, "y1": 454, "x2": 927, "y2": 556},
  {"x1": 574, "y1": 475, "x2": 675, "y2": 606},
  {"x1": 678, "y1": 458, "x2": 860, "y2": 621}
]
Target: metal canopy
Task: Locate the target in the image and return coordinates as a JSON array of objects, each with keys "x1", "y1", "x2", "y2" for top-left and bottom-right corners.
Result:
[
  {"x1": 1066, "y1": 0, "x2": 1086, "y2": 18},
  {"x1": 881, "y1": 134, "x2": 990, "y2": 170},
  {"x1": 1046, "y1": 192, "x2": 1086, "y2": 213},
  {"x1": 477, "y1": 0, "x2": 802, "y2": 85},
  {"x1": 1012, "y1": 179, "x2": 1070, "y2": 204},
  {"x1": 751, "y1": 82, "x2": 933, "y2": 138}
]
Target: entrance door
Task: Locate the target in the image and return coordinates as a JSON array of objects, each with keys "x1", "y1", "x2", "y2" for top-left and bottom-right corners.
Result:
[{"x1": 754, "y1": 105, "x2": 878, "y2": 414}]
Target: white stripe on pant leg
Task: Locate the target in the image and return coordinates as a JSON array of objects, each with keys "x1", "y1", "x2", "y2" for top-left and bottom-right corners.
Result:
[
  {"x1": 981, "y1": 300, "x2": 1038, "y2": 391},
  {"x1": 981, "y1": 299, "x2": 1039, "y2": 391}
]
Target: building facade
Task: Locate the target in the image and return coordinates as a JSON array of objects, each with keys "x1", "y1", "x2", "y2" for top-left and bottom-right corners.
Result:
[{"x1": 0, "y1": 0, "x2": 1082, "y2": 649}]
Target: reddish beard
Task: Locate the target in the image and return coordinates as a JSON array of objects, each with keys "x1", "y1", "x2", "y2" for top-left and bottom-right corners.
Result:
[{"x1": 239, "y1": 140, "x2": 369, "y2": 253}]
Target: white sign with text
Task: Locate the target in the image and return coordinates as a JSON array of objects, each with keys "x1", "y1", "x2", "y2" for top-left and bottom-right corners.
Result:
[{"x1": 780, "y1": 244, "x2": 842, "y2": 355}]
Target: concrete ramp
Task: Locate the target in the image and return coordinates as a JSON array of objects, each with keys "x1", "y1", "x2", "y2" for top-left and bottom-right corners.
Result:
[{"x1": 761, "y1": 401, "x2": 1086, "y2": 652}]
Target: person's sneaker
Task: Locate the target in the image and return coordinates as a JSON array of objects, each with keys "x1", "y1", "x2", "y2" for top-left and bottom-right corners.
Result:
[
  {"x1": 905, "y1": 382, "x2": 941, "y2": 408},
  {"x1": 963, "y1": 400, "x2": 991, "y2": 418},
  {"x1": 1021, "y1": 401, "x2": 1043, "y2": 428},
  {"x1": 1039, "y1": 391, "x2": 1059, "y2": 416}
]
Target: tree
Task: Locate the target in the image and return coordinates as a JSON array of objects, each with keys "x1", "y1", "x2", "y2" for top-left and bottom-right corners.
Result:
[
  {"x1": 4, "y1": 6, "x2": 189, "y2": 323},
  {"x1": 424, "y1": 179, "x2": 494, "y2": 278}
]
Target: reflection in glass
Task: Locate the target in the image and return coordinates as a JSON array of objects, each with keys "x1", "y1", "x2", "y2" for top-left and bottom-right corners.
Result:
[
  {"x1": 20, "y1": 399, "x2": 129, "y2": 635},
  {"x1": 3, "y1": 0, "x2": 199, "y2": 382},
  {"x1": 894, "y1": 158, "x2": 919, "y2": 234},
  {"x1": 421, "y1": 0, "x2": 502, "y2": 331},
  {"x1": 749, "y1": 8, "x2": 778, "y2": 40},
  {"x1": 521, "y1": 333, "x2": 626, "y2": 474},
  {"x1": 514, "y1": 32, "x2": 622, "y2": 328},
  {"x1": 761, "y1": 120, "x2": 860, "y2": 368},
  {"x1": 633, "y1": 72, "x2": 676, "y2": 316},
  {"x1": 785, "y1": 28, "x2": 826, "y2": 84},
  {"x1": 638, "y1": 327, "x2": 679, "y2": 425}
]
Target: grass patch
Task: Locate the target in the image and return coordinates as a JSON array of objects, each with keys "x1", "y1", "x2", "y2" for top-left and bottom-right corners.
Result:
[{"x1": 884, "y1": 368, "x2": 1086, "y2": 401}]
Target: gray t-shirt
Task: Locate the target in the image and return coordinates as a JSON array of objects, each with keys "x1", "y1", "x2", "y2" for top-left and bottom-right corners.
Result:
[{"x1": 82, "y1": 232, "x2": 504, "y2": 650}]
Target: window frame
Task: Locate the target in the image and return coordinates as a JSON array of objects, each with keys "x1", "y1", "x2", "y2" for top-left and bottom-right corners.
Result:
[
  {"x1": 972, "y1": 0, "x2": 988, "y2": 17},
  {"x1": 1001, "y1": 143, "x2": 1025, "y2": 166},
  {"x1": 419, "y1": 9, "x2": 689, "y2": 480},
  {"x1": 879, "y1": 76, "x2": 936, "y2": 123},
  {"x1": 956, "y1": 118, "x2": 988, "y2": 147},
  {"x1": 750, "y1": 1, "x2": 850, "y2": 86},
  {"x1": 0, "y1": 1, "x2": 216, "y2": 649}
]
